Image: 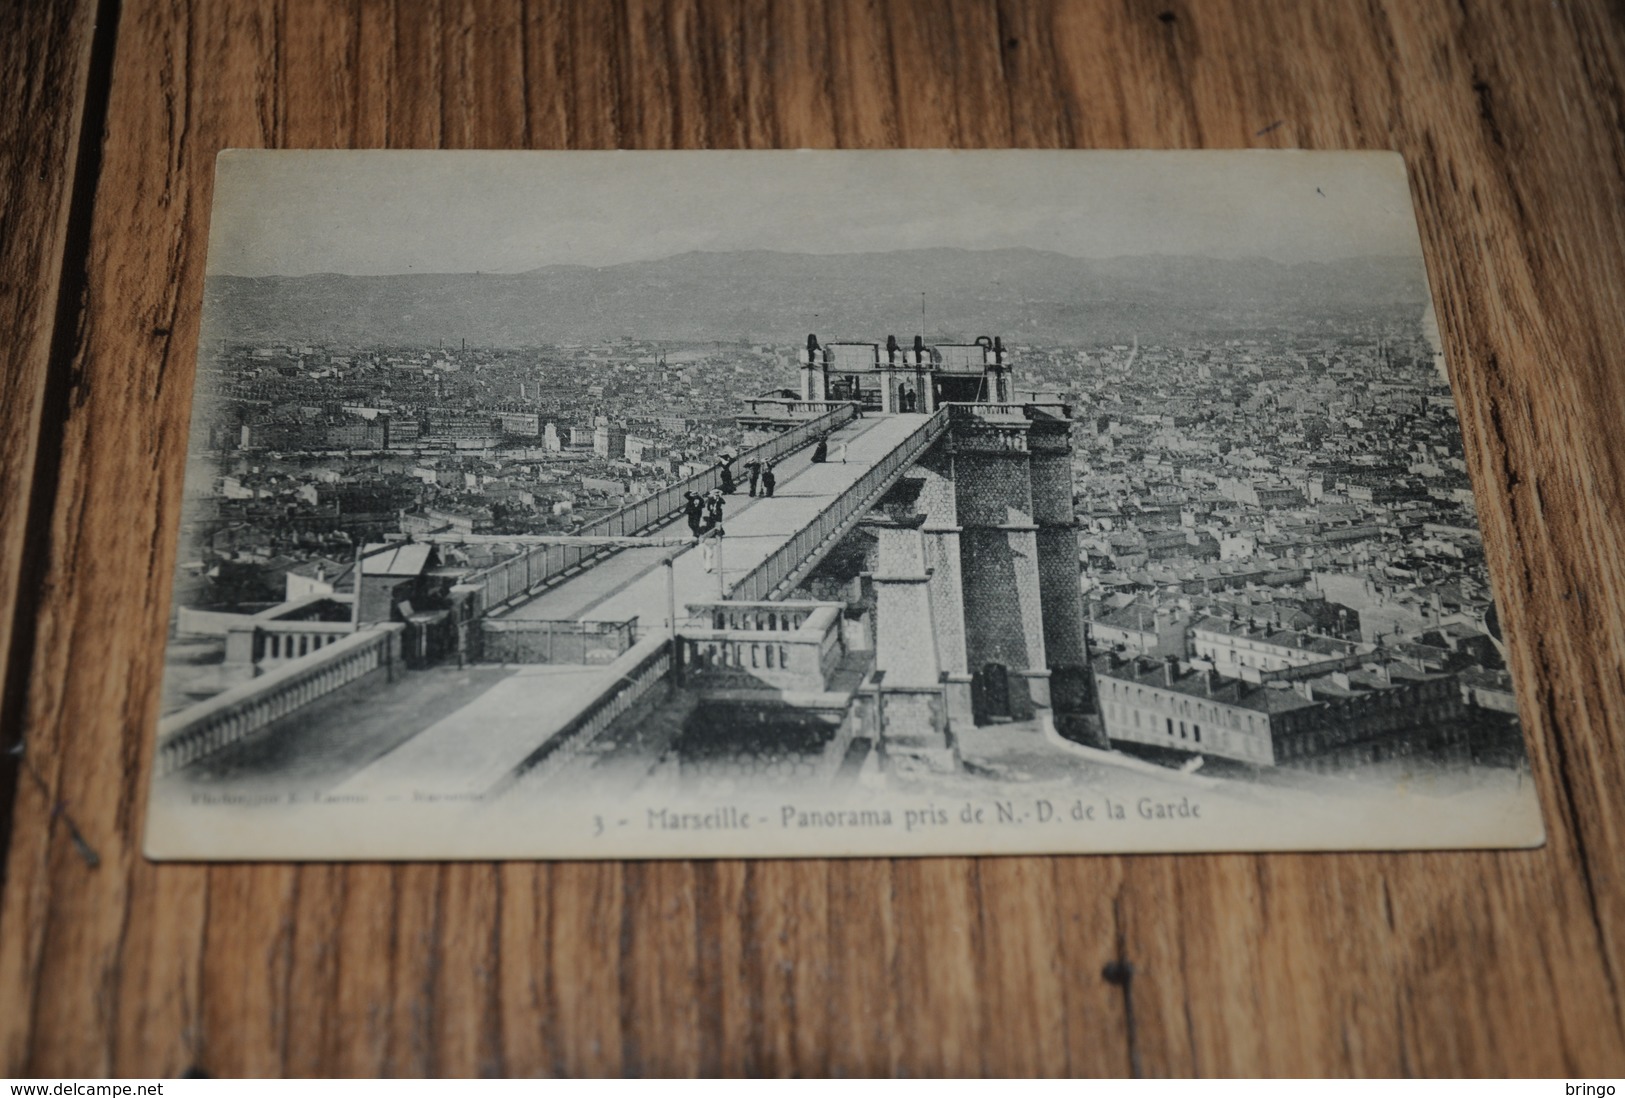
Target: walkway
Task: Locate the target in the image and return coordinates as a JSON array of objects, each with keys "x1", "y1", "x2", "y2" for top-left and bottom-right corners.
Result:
[
  {"x1": 503, "y1": 411, "x2": 928, "y2": 630},
  {"x1": 219, "y1": 413, "x2": 941, "y2": 799}
]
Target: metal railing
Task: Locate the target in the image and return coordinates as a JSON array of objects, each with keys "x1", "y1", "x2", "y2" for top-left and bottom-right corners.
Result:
[
  {"x1": 157, "y1": 624, "x2": 406, "y2": 775},
  {"x1": 727, "y1": 407, "x2": 951, "y2": 602},
  {"x1": 478, "y1": 617, "x2": 639, "y2": 664},
  {"x1": 464, "y1": 402, "x2": 858, "y2": 612}
]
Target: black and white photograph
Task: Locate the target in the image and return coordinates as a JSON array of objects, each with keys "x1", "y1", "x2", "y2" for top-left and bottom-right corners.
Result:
[{"x1": 143, "y1": 149, "x2": 1543, "y2": 859}]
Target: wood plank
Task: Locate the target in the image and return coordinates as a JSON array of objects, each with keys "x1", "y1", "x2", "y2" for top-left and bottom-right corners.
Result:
[
  {"x1": 2, "y1": 0, "x2": 1623, "y2": 1077},
  {"x1": 0, "y1": 0, "x2": 100, "y2": 873}
]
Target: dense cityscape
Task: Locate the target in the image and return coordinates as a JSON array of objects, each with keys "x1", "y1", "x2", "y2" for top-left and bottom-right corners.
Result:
[{"x1": 169, "y1": 322, "x2": 1524, "y2": 773}]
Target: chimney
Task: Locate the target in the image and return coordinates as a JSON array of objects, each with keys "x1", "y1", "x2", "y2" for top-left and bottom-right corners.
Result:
[
  {"x1": 1163, "y1": 655, "x2": 1178, "y2": 686},
  {"x1": 886, "y1": 334, "x2": 899, "y2": 361}
]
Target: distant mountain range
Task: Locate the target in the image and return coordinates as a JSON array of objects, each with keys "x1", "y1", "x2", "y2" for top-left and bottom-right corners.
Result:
[{"x1": 202, "y1": 248, "x2": 1430, "y2": 347}]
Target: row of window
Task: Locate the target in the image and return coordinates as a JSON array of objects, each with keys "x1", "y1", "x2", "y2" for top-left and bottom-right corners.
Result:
[
  {"x1": 1103, "y1": 702, "x2": 1271, "y2": 762},
  {"x1": 1101, "y1": 678, "x2": 1264, "y2": 733}
]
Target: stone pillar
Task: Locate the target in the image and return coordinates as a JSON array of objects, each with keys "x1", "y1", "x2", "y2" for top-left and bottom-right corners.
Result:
[
  {"x1": 870, "y1": 516, "x2": 955, "y2": 772},
  {"x1": 800, "y1": 361, "x2": 826, "y2": 401},
  {"x1": 1006, "y1": 524, "x2": 1053, "y2": 713},
  {"x1": 872, "y1": 519, "x2": 940, "y2": 687},
  {"x1": 224, "y1": 624, "x2": 259, "y2": 667},
  {"x1": 1030, "y1": 422, "x2": 1086, "y2": 671},
  {"x1": 1031, "y1": 413, "x2": 1103, "y2": 745},
  {"x1": 952, "y1": 420, "x2": 1052, "y2": 725},
  {"x1": 913, "y1": 445, "x2": 971, "y2": 728}
]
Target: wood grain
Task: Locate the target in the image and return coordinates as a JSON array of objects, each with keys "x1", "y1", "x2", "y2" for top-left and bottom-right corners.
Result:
[
  {"x1": 0, "y1": 0, "x2": 101, "y2": 860},
  {"x1": 2, "y1": 0, "x2": 1624, "y2": 1077}
]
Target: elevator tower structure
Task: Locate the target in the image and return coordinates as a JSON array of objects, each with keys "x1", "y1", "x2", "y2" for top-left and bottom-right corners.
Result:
[{"x1": 789, "y1": 333, "x2": 1090, "y2": 768}]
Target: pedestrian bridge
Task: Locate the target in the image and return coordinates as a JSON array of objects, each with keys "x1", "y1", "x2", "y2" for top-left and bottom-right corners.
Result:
[{"x1": 157, "y1": 405, "x2": 960, "y2": 797}]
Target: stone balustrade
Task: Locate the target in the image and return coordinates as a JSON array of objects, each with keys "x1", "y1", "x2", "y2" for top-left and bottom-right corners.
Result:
[
  {"x1": 226, "y1": 620, "x2": 355, "y2": 665},
  {"x1": 942, "y1": 400, "x2": 1074, "y2": 422},
  {"x1": 157, "y1": 624, "x2": 406, "y2": 775},
  {"x1": 679, "y1": 602, "x2": 845, "y2": 693},
  {"x1": 744, "y1": 398, "x2": 856, "y2": 419},
  {"x1": 685, "y1": 600, "x2": 823, "y2": 634}
]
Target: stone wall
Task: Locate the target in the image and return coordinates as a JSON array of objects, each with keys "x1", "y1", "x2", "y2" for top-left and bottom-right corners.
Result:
[{"x1": 673, "y1": 700, "x2": 856, "y2": 790}]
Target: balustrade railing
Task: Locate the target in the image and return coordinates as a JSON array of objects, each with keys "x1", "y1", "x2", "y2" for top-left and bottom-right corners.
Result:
[
  {"x1": 250, "y1": 621, "x2": 355, "y2": 663},
  {"x1": 464, "y1": 403, "x2": 858, "y2": 613},
  {"x1": 744, "y1": 398, "x2": 856, "y2": 418},
  {"x1": 943, "y1": 401, "x2": 1027, "y2": 420},
  {"x1": 943, "y1": 400, "x2": 1074, "y2": 421},
  {"x1": 727, "y1": 409, "x2": 951, "y2": 601},
  {"x1": 158, "y1": 624, "x2": 406, "y2": 775},
  {"x1": 678, "y1": 603, "x2": 845, "y2": 693},
  {"x1": 683, "y1": 600, "x2": 820, "y2": 633}
]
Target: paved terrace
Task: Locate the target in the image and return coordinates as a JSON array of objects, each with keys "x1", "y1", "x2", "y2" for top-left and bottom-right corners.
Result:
[{"x1": 173, "y1": 413, "x2": 938, "y2": 800}]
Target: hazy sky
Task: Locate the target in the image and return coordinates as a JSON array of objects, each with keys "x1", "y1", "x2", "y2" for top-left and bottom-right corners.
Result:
[{"x1": 206, "y1": 149, "x2": 1425, "y2": 277}]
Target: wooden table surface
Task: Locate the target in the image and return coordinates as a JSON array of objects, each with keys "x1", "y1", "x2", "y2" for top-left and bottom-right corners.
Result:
[{"x1": 3, "y1": 0, "x2": 1623, "y2": 1078}]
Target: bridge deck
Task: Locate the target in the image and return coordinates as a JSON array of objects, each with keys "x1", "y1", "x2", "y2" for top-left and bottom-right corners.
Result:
[
  {"x1": 501, "y1": 411, "x2": 926, "y2": 628},
  {"x1": 189, "y1": 413, "x2": 940, "y2": 799}
]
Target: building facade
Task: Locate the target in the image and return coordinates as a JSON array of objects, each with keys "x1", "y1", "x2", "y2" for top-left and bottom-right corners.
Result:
[
  {"x1": 1094, "y1": 653, "x2": 1469, "y2": 770},
  {"x1": 798, "y1": 333, "x2": 1015, "y2": 414}
]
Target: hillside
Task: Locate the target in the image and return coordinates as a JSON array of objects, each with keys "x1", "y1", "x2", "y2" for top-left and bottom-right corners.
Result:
[{"x1": 202, "y1": 248, "x2": 1430, "y2": 346}]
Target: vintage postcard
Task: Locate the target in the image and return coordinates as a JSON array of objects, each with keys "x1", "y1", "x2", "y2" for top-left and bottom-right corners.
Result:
[{"x1": 144, "y1": 149, "x2": 1543, "y2": 859}]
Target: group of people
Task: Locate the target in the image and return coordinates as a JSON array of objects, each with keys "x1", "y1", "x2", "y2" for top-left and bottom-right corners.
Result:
[
  {"x1": 714, "y1": 451, "x2": 777, "y2": 498},
  {"x1": 742, "y1": 457, "x2": 776, "y2": 498},
  {"x1": 682, "y1": 450, "x2": 786, "y2": 569},
  {"x1": 683, "y1": 487, "x2": 725, "y2": 542}
]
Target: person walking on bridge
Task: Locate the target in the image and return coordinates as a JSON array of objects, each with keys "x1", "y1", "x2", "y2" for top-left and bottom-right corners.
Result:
[
  {"x1": 702, "y1": 526, "x2": 723, "y2": 574},
  {"x1": 683, "y1": 490, "x2": 705, "y2": 541},
  {"x1": 811, "y1": 436, "x2": 829, "y2": 464},
  {"x1": 718, "y1": 452, "x2": 737, "y2": 495},
  {"x1": 761, "y1": 462, "x2": 776, "y2": 498},
  {"x1": 744, "y1": 458, "x2": 763, "y2": 497},
  {"x1": 704, "y1": 488, "x2": 725, "y2": 532}
]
